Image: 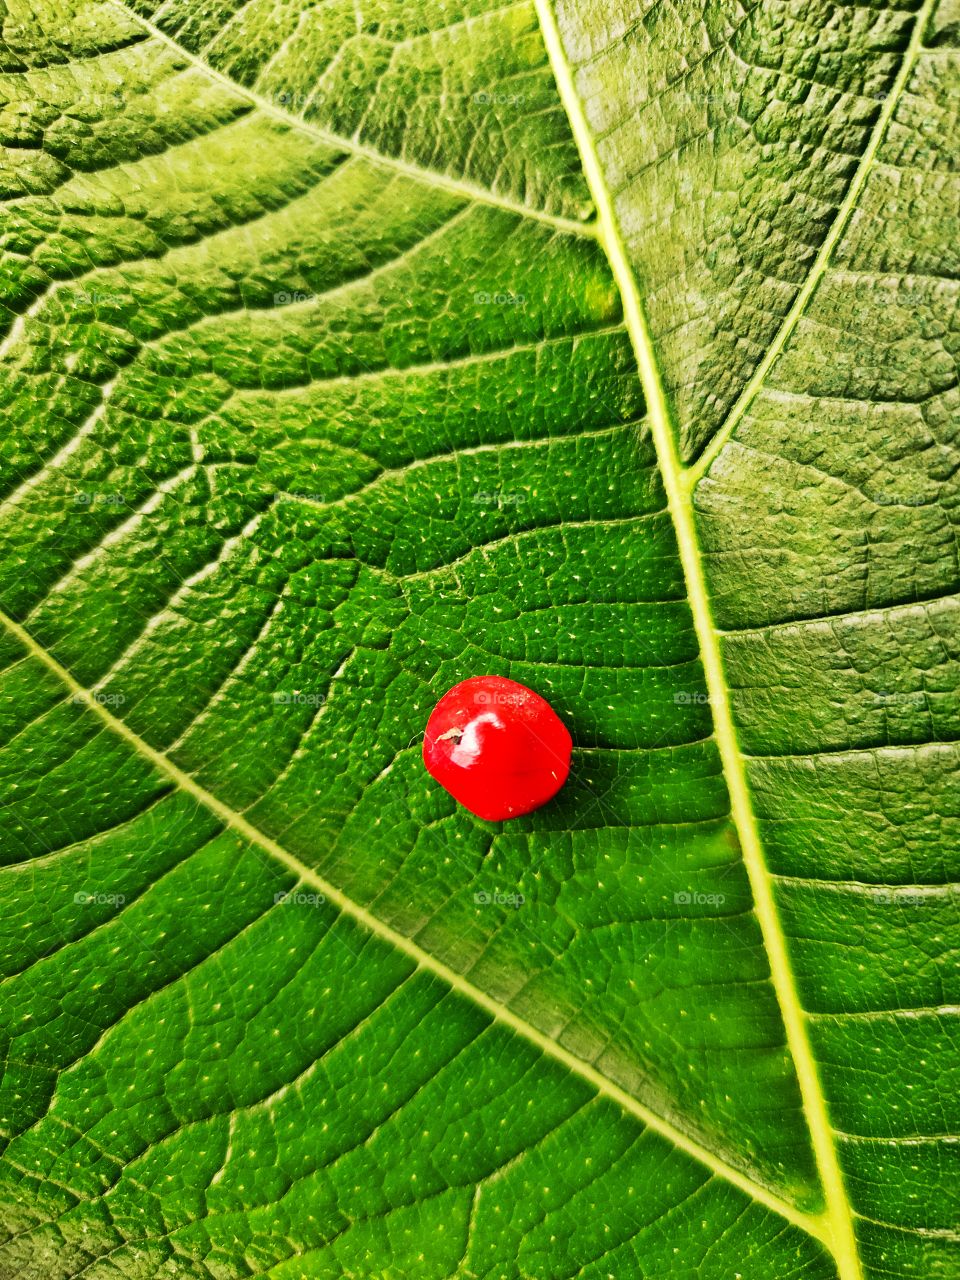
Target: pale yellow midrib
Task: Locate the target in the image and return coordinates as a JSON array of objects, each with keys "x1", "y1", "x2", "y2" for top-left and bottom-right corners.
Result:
[
  {"x1": 0, "y1": 606, "x2": 825, "y2": 1242},
  {"x1": 109, "y1": 1, "x2": 595, "y2": 239},
  {"x1": 530, "y1": 1, "x2": 863, "y2": 1276}
]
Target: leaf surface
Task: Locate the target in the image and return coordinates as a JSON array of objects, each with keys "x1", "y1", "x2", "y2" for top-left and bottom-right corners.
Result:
[{"x1": 0, "y1": 0, "x2": 955, "y2": 1277}]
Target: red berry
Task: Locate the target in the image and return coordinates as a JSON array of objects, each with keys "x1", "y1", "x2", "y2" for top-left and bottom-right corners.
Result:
[{"x1": 422, "y1": 675, "x2": 572, "y2": 821}]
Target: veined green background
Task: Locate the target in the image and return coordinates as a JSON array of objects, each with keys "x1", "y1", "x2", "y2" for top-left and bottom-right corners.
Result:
[{"x1": 0, "y1": 0, "x2": 956, "y2": 1276}]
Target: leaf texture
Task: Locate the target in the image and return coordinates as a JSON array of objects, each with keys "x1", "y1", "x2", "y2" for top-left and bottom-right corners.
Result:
[{"x1": 0, "y1": 0, "x2": 956, "y2": 1277}]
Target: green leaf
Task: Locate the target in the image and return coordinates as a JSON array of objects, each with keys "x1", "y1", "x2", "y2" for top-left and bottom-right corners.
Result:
[{"x1": 0, "y1": 0, "x2": 954, "y2": 1277}]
